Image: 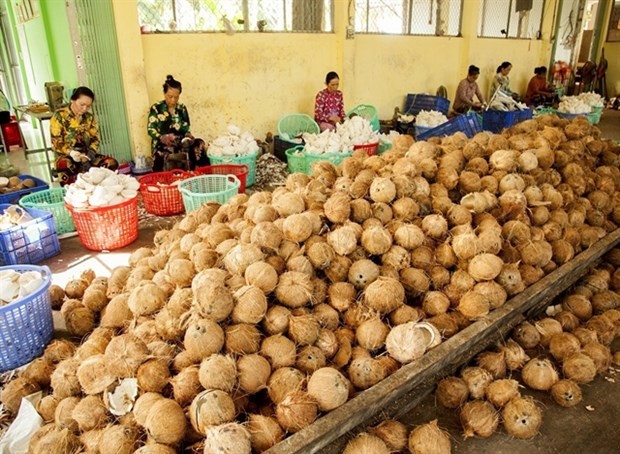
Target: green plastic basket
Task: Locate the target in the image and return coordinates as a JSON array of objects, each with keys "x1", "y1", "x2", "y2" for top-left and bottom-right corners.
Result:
[
  {"x1": 285, "y1": 145, "x2": 307, "y2": 174},
  {"x1": 305, "y1": 151, "x2": 352, "y2": 175},
  {"x1": 590, "y1": 105, "x2": 603, "y2": 124},
  {"x1": 19, "y1": 188, "x2": 75, "y2": 235},
  {"x1": 207, "y1": 150, "x2": 259, "y2": 187},
  {"x1": 277, "y1": 114, "x2": 320, "y2": 140},
  {"x1": 346, "y1": 104, "x2": 380, "y2": 132},
  {"x1": 178, "y1": 174, "x2": 240, "y2": 213},
  {"x1": 377, "y1": 141, "x2": 392, "y2": 155}
]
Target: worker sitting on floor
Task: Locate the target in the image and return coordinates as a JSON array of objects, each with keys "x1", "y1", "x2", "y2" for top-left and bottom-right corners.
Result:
[
  {"x1": 50, "y1": 86, "x2": 118, "y2": 186},
  {"x1": 147, "y1": 75, "x2": 207, "y2": 172},
  {"x1": 525, "y1": 66, "x2": 558, "y2": 107},
  {"x1": 453, "y1": 65, "x2": 486, "y2": 114}
]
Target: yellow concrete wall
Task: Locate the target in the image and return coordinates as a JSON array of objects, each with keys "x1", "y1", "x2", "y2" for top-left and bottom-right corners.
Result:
[{"x1": 111, "y1": 0, "x2": 584, "y2": 160}]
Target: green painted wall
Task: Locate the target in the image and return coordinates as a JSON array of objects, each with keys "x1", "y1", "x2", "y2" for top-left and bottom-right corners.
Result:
[{"x1": 39, "y1": 0, "x2": 79, "y2": 96}]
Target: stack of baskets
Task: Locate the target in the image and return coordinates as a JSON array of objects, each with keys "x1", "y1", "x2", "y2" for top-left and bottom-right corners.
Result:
[
  {"x1": 194, "y1": 164, "x2": 249, "y2": 193},
  {"x1": 0, "y1": 265, "x2": 53, "y2": 372},
  {"x1": 275, "y1": 114, "x2": 320, "y2": 162},
  {"x1": 178, "y1": 175, "x2": 241, "y2": 213},
  {"x1": 19, "y1": 187, "x2": 76, "y2": 235},
  {"x1": 207, "y1": 150, "x2": 259, "y2": 188},
  {"x1": 138, "y1": 170, "x2": 193, "y2": 216},
  {"x1": 0, "y1": 205, "x2": 60, "y2": 265},
  {"x1": 404, "y1": 94, "x2": 450, "y2": 116}
]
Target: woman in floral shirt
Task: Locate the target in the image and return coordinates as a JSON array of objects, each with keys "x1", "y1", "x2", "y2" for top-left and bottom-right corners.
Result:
[
  {"x1": 314, "y1": 71, "x2": 345, "y2": 131},
  {"x1": 50, "y1": 86, "x2": 118, "y2": 186},
  {"x1": 147, "y1": 75, "x2": 206, "y2": 171}
]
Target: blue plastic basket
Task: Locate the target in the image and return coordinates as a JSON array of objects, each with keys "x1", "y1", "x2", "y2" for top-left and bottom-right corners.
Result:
[
  {"x1": 207, "y1": 150, "x2": 259, "y2": 187},
  {"x1": 417, "y1": 114, "x2": 483, "y2": 140},
  {"x1": 404, "y1": 94, "x2": 450, "y2": 116},
  {"x1": 0, "y1": 204, "x2": 60, "y2": 266},
  {"x1": 414, "y1": 124, "x2": 436, "y2": 138},
  {"x1": 0, "y1": 264, "x2": 53, "y2": 371},
  {"x1": 178, "y1": 174, "x2": 241, "y2": 213},
  {"x1": 0, "y1": 175, "x2": 49, "y2": 205},
  {"x1": 482, "y1": 109, "x2": 533, "y2": 133}
]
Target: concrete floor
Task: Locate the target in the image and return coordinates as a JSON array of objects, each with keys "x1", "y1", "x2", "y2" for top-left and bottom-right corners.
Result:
[{"x1": 4, "y1": 108, "x2": 620, "y2": 452}]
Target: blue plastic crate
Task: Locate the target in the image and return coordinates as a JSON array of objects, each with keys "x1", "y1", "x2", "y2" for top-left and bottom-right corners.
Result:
[
  {"x1": 0, "y1": 175, "x2": 49, "y2": 205},
  {"x1": 417, "y1": 113, "x2": 483, "y2": 140},
  {"x1": 482, "y1": 109, "x2": 533, "y2": 133},
  {"x1": 405, "y1": 94, "x2": 450, "y2": 116},
  {"x1": 0, "y1": 265, "x2": 53, "y2": 371},
  {"x1": 0, "y1": 204, "x2": 60, "y2": 266}
]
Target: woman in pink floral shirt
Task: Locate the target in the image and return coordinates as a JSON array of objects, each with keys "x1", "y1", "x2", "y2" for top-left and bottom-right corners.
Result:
[{"x1": 314, "y1": 71, "x2": 345, "y2": 131}]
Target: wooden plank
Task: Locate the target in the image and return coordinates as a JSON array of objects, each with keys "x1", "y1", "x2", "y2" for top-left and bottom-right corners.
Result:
[{"x1": 266, "y1": 229, "x2": 620, "y2": 454}]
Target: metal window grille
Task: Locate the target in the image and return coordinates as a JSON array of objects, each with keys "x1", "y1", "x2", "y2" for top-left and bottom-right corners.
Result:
[
  {"x1": 137, "y1": 0, "x2": 333, "y2": 33},
  {"x1": 478, "y1": 0, "x2": 545, "y2": 39},
  {"x1": 354, "y1": 0, "x2": 463, "y2": 36}
]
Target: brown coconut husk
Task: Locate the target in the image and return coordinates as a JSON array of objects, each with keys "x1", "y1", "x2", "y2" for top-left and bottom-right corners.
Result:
[
  {"x1": 435, "y1": 376, "x2": 469, "y2": 409},
  {"x1": 550, "y1": 379, "x2": 583, "y2": 407},
  {"x1": 143, "y1": 398, "x2": 187, "y2": 445},
  {"x1": 72, "y1": 395, "x2": 108, "y2": 432},
  {"x1": 275, "y1": 391, "x2": 318, "y2": 433},
  {"x1": 98, "y1": 424, "x2": 139, "y2": 454},
  {"x1": 460, "y1": 400, "x2": 499, "y2": 439},
  {"x1": 170, "y1": 365, "x2": 201, "y2": 407}
]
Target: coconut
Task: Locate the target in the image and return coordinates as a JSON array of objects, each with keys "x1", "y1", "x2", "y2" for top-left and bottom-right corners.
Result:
[
  {"x1": 363, "y1": 277, "x2": 404, "y2": 314},
  {"x1": 457, "y1": 291, "x2": 490, "y2": 320},
  {"x1": 549, "y1": 332, "x2": 582, "y2": 362},
  {"x1": 237, "y1": 354, "x2": 271, "y2": 394},
  {"x1": 133, "y1": 392, "x2": 163, "y2": 427},
  {"x1": 521, "y1": 358, "x2": 559, "y2": 390},
  {"x1": 435, "y1": 376, "x2": 469, "y2": 409},
  {"x1": 103, "y1": 333, "x2": 150, "y2": 379},
  {"x1": 296, "y1": 345, "x2": 327, "y2": 374},
  {"x1": 137, "y1": 359, "x2": 170, "y2": 393},
  {"x1": 451, "y1": 233, "x2": 478, "y2": 261},
  {"x1": 476, "y1": 351, "x2": 506, "y2": 379},
  {"x1": 343, "y1": 432, "x2": 390, "y2": 454},
  {"x1": 421, "y1": 214, "x2": 448, "y2": 240},
  {"x1": 585, "y1": 315, "x2": 616, "y2": 345},
  {"x1": 288, "y1": 314, "x2": 320, "y2": 345},
  {"x1": 307, "y1": 367, "x2": 350, "y2": 411},
  {"x1": 54, "y1": 396, "x2": 80, "y2": 433},
  {"x1": 275, "y1": 391, "x2": 318, "y2": 433},
  {"x1": 0, "y1": 377, "x2": 40, "y2": 415},
  {"x1": 460, "y1": 400, "x2": 499, "y2": 438},
  {"x1": 22, "y1": 357, "x2": 54, "y2": 389},
  {"x1": 460, "y1": 367, "x2": 493, "y2": 400},
  {"x1": 327, "y1": 227, "x2": 358, "y2": 256},
  {"x1": 421, "y1": 291, "x2": 450, "y2": 316},
  {"x1": 261, "y1": 335, "x2": 297, "y2": 369},
  {"x1": 247, "y1": 414, "x2": 285, "y2": 452},
  {"x1": 323, "y1": 191, "x2": 351, "y2": 223},
  {"x1": 360, "y1": 226, "x2": 392, "y2": 256},
  {"x1": 573, "y1": 327, "x2": 599, "y2": 346},
  {"x1": 72, "y1": 395, "x2": 108, "y2": 432},
  {"x1": 348, "y1": 357, "x2": 387, "y2": 389},
  {"x1": 502, "y1": 396, "x2": 543, "y2": 439},
  {"x1": 468, "y1": 254, "x2": 504, "y2": 281},
  {"x1": 562, "y1": 352, "x2": 597, "y2": 384},
  {"x1": 534, "y1": 318, "x2": 563, "y2": 348},
  {"x1": 134, "y1": 444, "x2": 177, "y2": 454},
  {"x1": 582, "y1": 342, "x2": 612, "y2": 373},
  {"x1": 188, "y1": 389, "x2": 236, "y2": 436},
  {"x1": 77, "y1": 354, "x2": 115, "y2": 395},
  {"x1": 64, "y1": 278, "x2": 89, "y2": 299},
  {"x1": 591, "y1": 290, "x2": 620, "y2": 314},
  {"x1": 313, "y1": 303, "x2": 340, "y2": 330},
  {"x1": 267, "y1": 367, "x2": 306, "y2": 404},
  {"x1": 408, "y1": 419, "x2": 452, "y2": 454},
  {"x1": 385, "y1": 322, "x2": 435, "y2": 364},
  {"x1": 394, "y1": 224, "x2": 425, "y2": 250},
  {"x1": 485, "y1": 379, "x2": 520, "y2": 408},
  {"x1": 512, "y1": 321, "x2": 541, "y2": 349},
  {"x1": 275, "y1": 271, "x2": 313, "y2": 308},
  {"x1": 81, "y1": 284, "x2": 108, "y2": 312},
  {"x1": 100, "y1": 293, "x2": 132, "y2": 329},
  {"x1": 263, "y1": 305, "x2": 291, "y2": 335},
  {"x1": 202, "y1": 422, "x2": 251, "y2": 454},
  {"x1": 183, "y1": 318, "x2": 225, "y2": 361},
  {"x1": 224, "y1": 323, "x2": 261, "y2": 355},
  {"x1": 355, "y1": 318, "x2": 389, "y2": 351},
  {"x1": 499, "y1": 339, "x2": 529, "y2": 370},
  {"x1": 50, "y1": 358, "x2": 81, "y2": 399},
  {"x1": 550, "y1": 379, "x2": 583, "y2": 408},
  {"x1": 31, "y1": 427, "x2": 81, "y2": 453},
  {"x1": 127, "y1": 281, "x2": 166, "y2": 317}
]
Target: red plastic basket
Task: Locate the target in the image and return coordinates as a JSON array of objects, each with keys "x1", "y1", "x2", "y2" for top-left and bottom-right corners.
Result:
[
  {"x1": 66, "y1": 197, "x2": 139, "y2": 251},
  {"x1": 353, "y1": 142, "x2": 379, "y2": 156},
  {"x1": 138, "y1": 170, "x2": 191, "y2": 216},
  {"x1": 194, "y1": 164, "x2": 249, "y2": 193}
]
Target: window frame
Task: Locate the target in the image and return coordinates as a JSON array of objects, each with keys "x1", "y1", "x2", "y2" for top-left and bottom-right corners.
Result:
[{"x1": 477, "y1": 0, "x2": 546, "y2": 40}]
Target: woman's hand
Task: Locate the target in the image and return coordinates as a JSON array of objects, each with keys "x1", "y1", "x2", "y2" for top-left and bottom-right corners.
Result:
[{"x1": 160, "y1": 133, "x2": 176, "y2": 146}]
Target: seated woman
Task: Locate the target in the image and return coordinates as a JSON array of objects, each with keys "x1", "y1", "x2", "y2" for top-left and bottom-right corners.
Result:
[
  {"x1": 490, "y1": 61, "x2": 520, "y2": 100},
  {"x1": 525, "y1": 66, "x2": 557, "y2": 107},
  {"x1": 50, "y1": 87, "x2": 118, "y2": 186},
  {"x1": 314, "y1": 71, "x2": 345, "y2": 132},
  {"x1": 453, "y1": 65, "x2": 486, "y2": 114},
  {"x1": 147, "y1": 75, "x2": 206, "y2": 172}
]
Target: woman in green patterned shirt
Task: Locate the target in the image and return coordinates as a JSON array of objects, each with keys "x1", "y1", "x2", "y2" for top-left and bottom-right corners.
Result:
[
  {"x1": 50, "y1": 87, "x2": 118, "y2": 186},
  {"x1": 147, "y1": 75, "x2": 206, "y2": 172}
]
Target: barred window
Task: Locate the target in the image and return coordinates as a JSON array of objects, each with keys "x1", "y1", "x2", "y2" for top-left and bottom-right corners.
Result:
[
  {"x1": 354, "y1": 0, "x2": 463, "y2": 36},
  {"x1": 478, "y1": 0, "x2": 545, "y2": 39},
  {"x1": 138, "y1": 0, "x2": 333, "y2": 33}
]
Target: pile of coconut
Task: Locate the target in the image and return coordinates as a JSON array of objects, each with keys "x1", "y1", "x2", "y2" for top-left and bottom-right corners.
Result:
[
  {"x1": 346, "y1": 259, "x2": 620, "y2": 453},
  {"x1": 0, "y1": 114, "x2": 619, "y2": 452}
]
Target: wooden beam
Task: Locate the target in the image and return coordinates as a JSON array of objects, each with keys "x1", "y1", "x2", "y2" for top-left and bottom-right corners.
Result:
[{"x1": 266, "y1": 229, "x2": 620, "y2": 454}]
